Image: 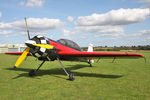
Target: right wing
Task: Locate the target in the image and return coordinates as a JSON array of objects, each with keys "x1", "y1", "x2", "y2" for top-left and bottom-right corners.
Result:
[{"x1": 58, "y1": 51, "x2": 144, "y2": 58}]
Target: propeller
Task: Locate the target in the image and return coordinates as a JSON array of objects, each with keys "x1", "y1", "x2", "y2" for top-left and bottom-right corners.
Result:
[
  {"x1": 13, "y1": 18, "x2": 55, "y2": 68},
  {"x1": 25, "y1": 17, "x2": 30, "y2": 40},
  {"x1": 14, "y1": 47, "x2": 30, "y2": 68},
  {"x1": 32, "y1": 44, "x2": 55, "y2": 49}
]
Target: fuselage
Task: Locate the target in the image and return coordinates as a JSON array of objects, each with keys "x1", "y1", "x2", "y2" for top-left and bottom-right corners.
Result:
[{"x1": 27, "y1": 35, "x2": 87, "y2": 62}]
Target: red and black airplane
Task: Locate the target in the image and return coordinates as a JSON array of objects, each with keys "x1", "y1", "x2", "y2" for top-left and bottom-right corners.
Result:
[{"x1": 5, "y1": 18, "x2": 144, "y2": 81}]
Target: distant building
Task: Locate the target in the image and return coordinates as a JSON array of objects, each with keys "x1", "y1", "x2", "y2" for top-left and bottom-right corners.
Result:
[{"x1": 0, "y1": 44, "x2": 26, "y2": 53}]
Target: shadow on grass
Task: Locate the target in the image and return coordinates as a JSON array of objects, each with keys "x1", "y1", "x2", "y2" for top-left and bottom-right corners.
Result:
[{"x1": 5, "y1": 64, "x2": 123, "y2": 80}]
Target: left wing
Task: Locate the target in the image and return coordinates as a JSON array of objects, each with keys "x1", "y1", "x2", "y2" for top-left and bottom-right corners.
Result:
[
  {"x1": 5, "y1": 52, "x2": 30, "y2": 55},
  {"x1": 58, "y1": 51, "x2": 144, "y2": 58}
]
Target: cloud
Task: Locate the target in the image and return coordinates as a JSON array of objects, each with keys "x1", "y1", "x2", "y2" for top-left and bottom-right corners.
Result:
[
  {"x1": 75, "y1": 26, "x2": 124, "y2": 34},
  {"x1": 73, "y1": 8, "x2": 150, "y2": 38},
  {"x1": 20, "y1": 0, "x2": 45, "y2": 7},
  {"x1": 67, "y1": 16, "x2": 74, "y2": 22},
  {"x1": 0, "y1": 30, "x2": 12, "y2": 35},
  {"x1": 0, "y1": 23, "x2": 12, "y2": 29},
  {"x1": 75, "y1": 8, "x2": 150, "y2": 26},
  {"x1": 110, "y1": 29, "x2": 150, "y2": 46},
  {"x1": 138, "y1": 30, "x2": 150, "y2": 36},
  {"x1": 62, "y1": 29, "x2": 75, "y2": 37},
  {"x1": 85, "y1": 29, "x2": 150, "y2": 46},
  {"x1": 13, "y1": 18, "x2": 65, "y2": 31},
  {"x1": 0, "y1": 18, "x2": 65, "y2": 35},
  {"x1": 139, "y1": 0, "x2": 150, "y2": 8},
  {"x1": 125, "y1": 29, "x2": 150, "y2": 38},
  {"x1": 75, "y1": 25, "x2": 124, "y2": 37}
]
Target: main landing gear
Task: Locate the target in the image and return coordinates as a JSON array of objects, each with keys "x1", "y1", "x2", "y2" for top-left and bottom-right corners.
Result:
[
  {"x1": 29, "y1": 60, "x2": 45, "y2": 77},
  {"x1": 28, "y1": 58, "x2": 75, "y2": 81},
  {"x1": 57, "y1": 58, "x2": 75, "y2": 81}
]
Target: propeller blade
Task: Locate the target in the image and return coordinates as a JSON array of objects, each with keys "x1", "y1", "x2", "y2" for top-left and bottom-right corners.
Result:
[
  {"x1": 14, "y1": 47, "x2": 30, "y2": 68},
  {"x1": 24, "y1": 17, "x2": 30, "y2": 40},
  {"x1": 32, "y1": 44, "x2": 55, "y2": 49}
]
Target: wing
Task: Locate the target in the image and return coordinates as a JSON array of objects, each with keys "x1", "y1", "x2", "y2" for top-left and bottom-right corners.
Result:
[
  {"x1": 5, "y1": 52, "x2": 31, "y2": 55},
  {"x1": 58, "y1": 51, "x2": 144, "y2": 58}
]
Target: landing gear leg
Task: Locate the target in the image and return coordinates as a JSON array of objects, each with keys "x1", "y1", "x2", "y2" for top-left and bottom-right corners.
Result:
[
  {"x1": 112, "y1": 57, "x2": 116, "y2": 63},
  {"x1": 88, "y1": 60, "x2": 92, "y2": 67},
  {"x1": 96, "y1": 57, "x2": 101, "y2": 63},
  {"x1": 87, "y1": 59, "x2": 93, "y2": 67},
  {"x1": 57, "y1": 58, "x2": 75, "y2": 81},
  {"x1": 29, "y1": 60, "x2": 45, "y2": 77},
  {"x1": 90, "y1": 63, "x2": 92, "y2": 67}
]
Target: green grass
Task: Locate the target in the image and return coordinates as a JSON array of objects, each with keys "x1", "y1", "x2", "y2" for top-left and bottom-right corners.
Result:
[{"x1": 0, "y1": 51, "x2": 150, "y2": 100}]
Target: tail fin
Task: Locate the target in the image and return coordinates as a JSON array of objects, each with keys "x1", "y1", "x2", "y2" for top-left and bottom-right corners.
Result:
[
  {"x1": 87, "y1": 43, "x2": 94, "y2": 64},
  {"x1": 87, "y1": 43, "x2": 93, "y2": 52}
]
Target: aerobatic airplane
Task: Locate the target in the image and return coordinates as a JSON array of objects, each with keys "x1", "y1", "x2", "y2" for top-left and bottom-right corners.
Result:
[{"x1": 5, "y1": 18, "x2": 144, "y2": 81}]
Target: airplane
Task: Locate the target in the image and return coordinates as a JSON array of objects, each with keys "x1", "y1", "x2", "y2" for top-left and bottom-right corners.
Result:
[{"x1": 5, "y1": 18, "x2": 144, "y2": 81}]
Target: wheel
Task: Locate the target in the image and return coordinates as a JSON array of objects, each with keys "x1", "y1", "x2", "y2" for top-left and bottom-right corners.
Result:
[
  {"x1": 68, "y1": 73, "x2": 75, "y2": 81},
  {"x1": 29, "y1": 70, "x2": 35, "y2": 77}
]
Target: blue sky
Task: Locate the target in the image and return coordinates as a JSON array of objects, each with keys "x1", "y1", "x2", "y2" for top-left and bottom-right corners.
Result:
[{"x1": 0, "y1": 0, "x2": 150, "y2": 47}]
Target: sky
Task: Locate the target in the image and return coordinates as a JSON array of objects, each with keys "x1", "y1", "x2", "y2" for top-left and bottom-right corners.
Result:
[{"x1": 0, "y1": 0, "x2": 150, "y2": 47}]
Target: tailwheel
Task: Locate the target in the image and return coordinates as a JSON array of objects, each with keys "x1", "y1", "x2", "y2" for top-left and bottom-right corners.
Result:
[
  {"x1": 29, "y1": 70, "x2": 35, "y2": 77},
  {"x1": 68, "y1": 73, "x2": 75, "y2": 81},
  {"x1": 90, "y1": 63, "x2": 92, "y2": 67}
]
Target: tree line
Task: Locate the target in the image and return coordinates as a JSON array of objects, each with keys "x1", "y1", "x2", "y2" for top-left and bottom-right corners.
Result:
[{"x1": 82, "y1": 45, "x2": 150, "y2": 51}]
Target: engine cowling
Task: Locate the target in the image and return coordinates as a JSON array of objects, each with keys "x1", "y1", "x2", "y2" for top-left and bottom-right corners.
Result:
[{"x1": 25, "y1": 35, "x2": 57, "y2": 61}]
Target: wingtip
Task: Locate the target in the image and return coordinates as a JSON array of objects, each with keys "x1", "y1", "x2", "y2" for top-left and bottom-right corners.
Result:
[
  {"x1": 53, "y1": 47, "x2": 56, "y2": 49},
  {"x1": 139, "y1": 54, "x2": 144, "y2": 58},
  {"x1": 13, "y1": 66, "x2": 17, "y2": 69}
]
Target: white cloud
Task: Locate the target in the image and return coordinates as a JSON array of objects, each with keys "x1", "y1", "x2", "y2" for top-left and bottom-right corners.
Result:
[
  {"x1": 13, "y1": 18, "x2": 65, "y2": 31},
  {"x1": 112, "y1": 29, "x2": 150, "y2": 46},
  {"x1": 75, "y1": 8, "x2": 150, "y2": 26},
  {"x1": 75, "y1": 26, "x2": 123, "y2": 33},
  {"x1": 74, "y1": 8, "x2": 150, "y2": 39},
  {"x1": 62, "y1": 29, "x2": 75, "y2": 37},
  {"x1": 86, "y1": 29, "x2": 150, "y2": 46},
  {"x1": 75, "y1": 25, "x2": 124, "y2": 37},
  {"x1": 0, "y1": 18, "x2": 65, "y2": 35},
  {"x1": 67, "y1": 16, "x2": 74, "y2": 22},
  {"x1": 0, "y1": 30, "x2": 12, "y2": 34},
  {"x1": 139, "y1": 0, "x2": 150, "y2": 8},
  {"x1": 20, "y1": 0, "x2": 45, "y2": 7},
  {"x1": 0, "y1": 23, "x2": 12, "y2": 29},
  {"x1": 138, "y1": 30, "x2": 150, "y2": 36},
  {"x1": 126, "y1": 29, "x2": 150, "y2": 37}
]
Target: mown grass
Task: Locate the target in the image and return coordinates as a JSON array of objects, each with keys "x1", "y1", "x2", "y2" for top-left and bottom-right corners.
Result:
[{"x1": 0, "y1": 51, "x2": 150, "y2": 100}]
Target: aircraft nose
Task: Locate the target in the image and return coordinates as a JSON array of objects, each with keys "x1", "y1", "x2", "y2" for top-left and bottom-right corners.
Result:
[{"x1": 25, "y1": 40, "x2": 36, "y2": 48}]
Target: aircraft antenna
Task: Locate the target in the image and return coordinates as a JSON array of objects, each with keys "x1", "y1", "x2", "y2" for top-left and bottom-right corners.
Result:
[{"x1": 24, "y1": 17, "x2": 30, "y2": 40}]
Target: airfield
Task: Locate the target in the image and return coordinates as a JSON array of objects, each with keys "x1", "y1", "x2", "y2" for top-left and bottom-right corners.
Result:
[{"x1": 0, "y1": 51, "x2": 150, "y2": 100}]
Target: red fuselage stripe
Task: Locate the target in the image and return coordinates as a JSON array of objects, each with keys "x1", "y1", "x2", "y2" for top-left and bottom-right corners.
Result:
[{"x1": 49, "y1": 40, "x2": 80, "y2": 52}]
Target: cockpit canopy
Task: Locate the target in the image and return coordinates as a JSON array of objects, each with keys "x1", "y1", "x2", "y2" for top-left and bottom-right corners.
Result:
[{"x1": 57, "y1": 39, "x2": 82, "y2": 51}]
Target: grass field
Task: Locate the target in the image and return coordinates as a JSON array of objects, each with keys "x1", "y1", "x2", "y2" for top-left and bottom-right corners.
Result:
[{"x1": 0, "y1": 51, "x2": 150, "y2": 100}]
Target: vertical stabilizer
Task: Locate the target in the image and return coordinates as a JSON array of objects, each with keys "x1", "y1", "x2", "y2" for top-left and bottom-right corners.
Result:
[
  {"x1": 87, "y1": 43, "x2": 93, "y2": 52},
  {"x1": 87, "y1": 43, "x2": 94, "y2": 64}
]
